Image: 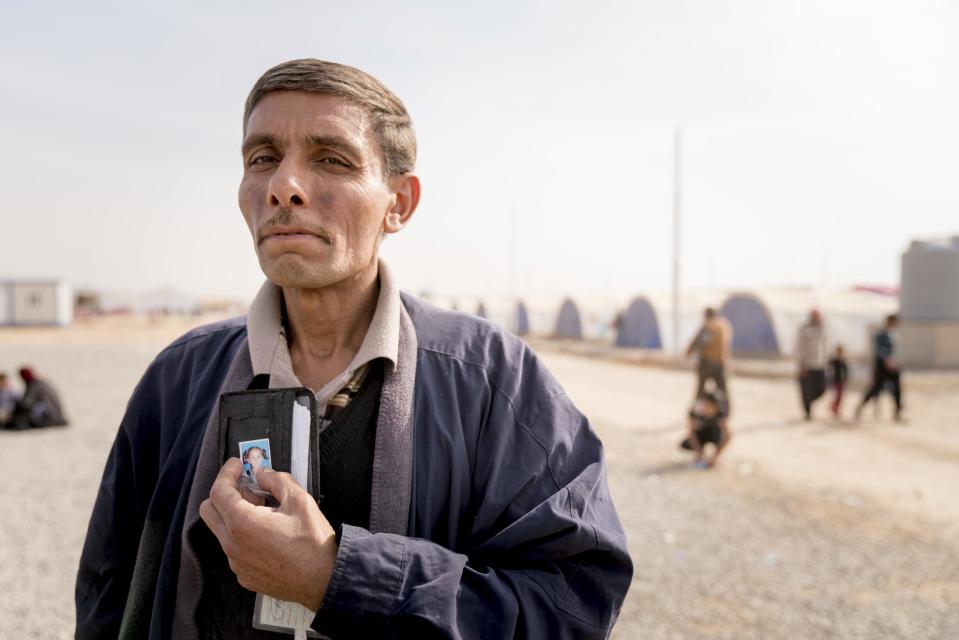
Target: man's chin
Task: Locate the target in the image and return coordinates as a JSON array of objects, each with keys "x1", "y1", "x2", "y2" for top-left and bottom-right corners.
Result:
[{"x1": 260, "y1": 258, "x2": 338, "y2": 290}]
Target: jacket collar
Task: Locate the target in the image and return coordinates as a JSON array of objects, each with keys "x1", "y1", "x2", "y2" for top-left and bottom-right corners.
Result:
[{"x1": 246, "y1": 258, "x2": 401, "y2": 389}]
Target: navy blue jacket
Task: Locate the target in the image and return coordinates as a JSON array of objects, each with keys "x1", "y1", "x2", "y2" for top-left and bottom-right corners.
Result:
[{"x1": 76, "y1": 295, "x2": 632, "y2": 638}]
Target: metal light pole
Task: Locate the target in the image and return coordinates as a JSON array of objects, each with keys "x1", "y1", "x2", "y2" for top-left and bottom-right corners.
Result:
[{"x1": 672, "y1": 128, "x2": 683, "y2": 359}]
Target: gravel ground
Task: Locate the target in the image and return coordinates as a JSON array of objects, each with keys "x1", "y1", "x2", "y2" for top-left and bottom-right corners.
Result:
[
  {"x1": 538, "y1": 349, "x2": 959, "y2": 640},
  {"x1": 604, "y1": 434, "x2": 959, "y2": 639},
  {"x1": 2, "y1": 330, "x2": 958, "y2": 639}
]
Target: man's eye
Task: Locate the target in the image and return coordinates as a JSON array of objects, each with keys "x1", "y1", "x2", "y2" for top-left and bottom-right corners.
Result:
[
  {"x1": 318, "y1": 156, "x2": 350, "y2": 167},
  {"x1": 249, "y1": 155, "x2": 277, "y2": 166}
]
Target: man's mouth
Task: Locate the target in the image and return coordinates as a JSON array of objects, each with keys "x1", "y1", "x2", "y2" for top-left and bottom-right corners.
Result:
[{"x1": 259, "y1": 226, "x2": 332, "y2": 244}]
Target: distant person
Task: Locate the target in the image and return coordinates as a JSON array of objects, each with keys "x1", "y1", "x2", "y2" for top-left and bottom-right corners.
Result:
[
  {"x1": 829, "y1": 345, "x2": 849, "y2": 418},
  {"x1": 686, "y1": 307, "x2": 733, "y2": 402},
  {"x1": 680, "y1": 390, "x2": 731, "y2": 468},
  {"x1": 9, "y1": 367, "x2": 68, "y2": 429},
  {"x1": 0, "y1": 372, "x2": 20, "y2": 427},
  {"x1": 796, "y1": 309, "x2": 828, "y2": 420},
  {"x1": 612, "y1": 310, "x2": 624, "y2": 335},
  {"x1": 856, "y1": 314, "x2": 903, "y2": 421}
]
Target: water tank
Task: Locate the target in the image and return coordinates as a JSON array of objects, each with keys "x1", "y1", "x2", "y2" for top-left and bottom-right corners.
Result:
[{"x1": 900, "y1": 236, "x2": 959, "y2": 321}]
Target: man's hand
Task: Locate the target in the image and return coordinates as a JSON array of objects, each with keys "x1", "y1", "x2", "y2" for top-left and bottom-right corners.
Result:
[{"x1": 199, "y1": 458, "x2": 337, "y2": 612}]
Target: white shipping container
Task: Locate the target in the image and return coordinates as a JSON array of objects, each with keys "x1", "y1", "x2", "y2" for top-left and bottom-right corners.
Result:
[{"x1": 1, "y1": 281, "x2": 73, "y2": 326}]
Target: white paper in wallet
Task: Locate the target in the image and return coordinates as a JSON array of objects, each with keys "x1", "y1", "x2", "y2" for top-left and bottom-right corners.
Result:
[{"x1": 252, "y1": 399, "x2": 322, "y2": 639}]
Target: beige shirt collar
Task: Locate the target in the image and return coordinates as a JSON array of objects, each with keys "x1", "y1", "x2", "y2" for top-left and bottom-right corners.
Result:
[{"x1": 247, "y1": 259, "x2": 401, "y2": 397}]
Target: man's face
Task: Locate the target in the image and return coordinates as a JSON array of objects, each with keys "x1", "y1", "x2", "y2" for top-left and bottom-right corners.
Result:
[{"x1": 239, "y1": 91, "x2": 398, "y2": 289}]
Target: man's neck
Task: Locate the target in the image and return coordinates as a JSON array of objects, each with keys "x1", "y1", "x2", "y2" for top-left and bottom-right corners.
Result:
[{"x1": 282, "y1": 260, "x2": 379, "y2": 392}]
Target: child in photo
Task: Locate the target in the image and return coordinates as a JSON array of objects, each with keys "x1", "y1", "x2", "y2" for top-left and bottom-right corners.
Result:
[{"x1": 239, "y1": 439, "x2": 273, "y2": 485}]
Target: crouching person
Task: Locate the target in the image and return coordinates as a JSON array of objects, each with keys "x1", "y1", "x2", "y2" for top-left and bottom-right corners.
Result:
[
  {"x1": 681, "y1": 391, "x2": 731, "y2": 469},
  {"x1": 8, "y1": 367, "x2": 67, "y2": 429}
]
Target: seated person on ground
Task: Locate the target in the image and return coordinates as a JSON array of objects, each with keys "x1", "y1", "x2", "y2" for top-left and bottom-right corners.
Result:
[
  {"x1": 9, "y1": 367, "x2": 68, "y2": 429},
  {"x1": 680, "y1": 391, "x2": 731, "y2": 468},
  {"x1": 0, "y1": 372, "x2": 20, "y2": 427}
]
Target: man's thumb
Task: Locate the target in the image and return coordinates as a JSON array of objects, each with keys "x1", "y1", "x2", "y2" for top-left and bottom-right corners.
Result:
[{"x1": 254, "y1": 468, "x2": 298, "y2": 504}]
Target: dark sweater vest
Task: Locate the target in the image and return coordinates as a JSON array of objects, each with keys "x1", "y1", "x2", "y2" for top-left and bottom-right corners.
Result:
[{"x1": 194, "y1": 359, "x2": 384, "y2": 638}]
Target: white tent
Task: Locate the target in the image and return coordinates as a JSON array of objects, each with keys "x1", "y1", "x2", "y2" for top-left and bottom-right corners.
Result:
[
  {"x1": 552, "y1": 296, "x2": 627, "y2": 341},
  {"x1": 613, "y1": 291, "x2": 726, "y2": 355},
  {"x1": 476, "y1": 298, "x2": 525, "y2": 334},
  {"x1": 719, "y1": 288, "x2": 897, "y2": 358},
  {"x1": 416, "y1": 294, "x2": 471, "y2": 314},
  {"x1": 512, "y1": 296, "x2": 566, "y2": 336},
  {"x1": 99, "y1": 288, "x2": 200, "y2": 316}
]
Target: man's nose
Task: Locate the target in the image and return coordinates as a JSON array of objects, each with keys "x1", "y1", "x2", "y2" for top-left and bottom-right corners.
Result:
[{"x1": 267, "y1": 160, "x2": 309, "y2": 207}]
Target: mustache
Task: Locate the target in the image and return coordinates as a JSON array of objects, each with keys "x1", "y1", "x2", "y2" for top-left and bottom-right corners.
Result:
[{"x1": 256, "y1": 210, "x2": 332, "y2": 244}]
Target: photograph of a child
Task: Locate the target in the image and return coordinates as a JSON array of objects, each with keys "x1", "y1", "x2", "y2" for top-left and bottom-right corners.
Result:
[{"x1": 239, "y1": 438, "x2": 272, "y2": 485}]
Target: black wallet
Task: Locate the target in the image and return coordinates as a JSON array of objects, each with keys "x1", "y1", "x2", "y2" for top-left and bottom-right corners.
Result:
[{"x1": 217, "y1": 387, "x2": 321, "y2": 501}]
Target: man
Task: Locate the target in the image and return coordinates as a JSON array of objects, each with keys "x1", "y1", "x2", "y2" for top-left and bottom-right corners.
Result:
[
  {"x1": 686, "y1": 307, "x2": 732, "y2": 403},
  {"x1": 8, "y1": 366, "x2": 67, "y2": 429},
  {"x1": 856, "y1": 314, "x2": 903, "y2": 421},
  {"x1": 796, "y1": 309, "x2": 828, "y2": 420},
  {"x1": 76, "y1": 59, "x2": 632, "y2": 639}
]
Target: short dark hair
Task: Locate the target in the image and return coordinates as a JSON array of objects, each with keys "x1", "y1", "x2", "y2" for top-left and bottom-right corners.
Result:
[{"x1": 244, "y1": 59, "x2": 417, "y2": 176}]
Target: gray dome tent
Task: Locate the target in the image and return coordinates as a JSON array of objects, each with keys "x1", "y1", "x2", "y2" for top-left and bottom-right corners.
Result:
[
  {"x1": 721, "y1": 293, "x2": 781, "y2": 357},
  {"x1": 614, "y1": 297, "x2": 663, "y2": 348},
  {"x1": 554, "y1": 298, "x2": 583, "y2": 339},
  {"x1": 516, "y1": 301, "x2": 530, "y2": 335}
]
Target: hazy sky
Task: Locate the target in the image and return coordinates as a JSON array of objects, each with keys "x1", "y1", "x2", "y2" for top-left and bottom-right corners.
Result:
[{"x1": 1, "y1": 0, "x2": 957, "y2": 302}]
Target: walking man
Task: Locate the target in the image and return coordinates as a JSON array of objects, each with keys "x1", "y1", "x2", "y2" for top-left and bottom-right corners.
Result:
[
  {"x1": 856, "y1": 314, "x2": 903, "y2": 421},
  {"x1": 796, "y1": 309, "x2": 828, "y2": 420},
  {"x1": 686, "y1": 307, "x2": 732, "y2": 402}
]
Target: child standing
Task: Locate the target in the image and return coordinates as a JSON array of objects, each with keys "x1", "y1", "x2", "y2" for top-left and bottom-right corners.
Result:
[{"x1": 829, "y1": 345, "x2": 849, "y2": 418}]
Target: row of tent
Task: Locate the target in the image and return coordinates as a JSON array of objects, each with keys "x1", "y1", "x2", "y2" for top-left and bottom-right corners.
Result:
[{"x1": 426, "y1": 288, "x2": 897, "y2": 359}]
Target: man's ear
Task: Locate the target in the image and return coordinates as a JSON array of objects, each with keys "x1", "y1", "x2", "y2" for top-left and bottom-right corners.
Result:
[{"x1": 383, "y1": 173, "x2": 421, "y2": 235}]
